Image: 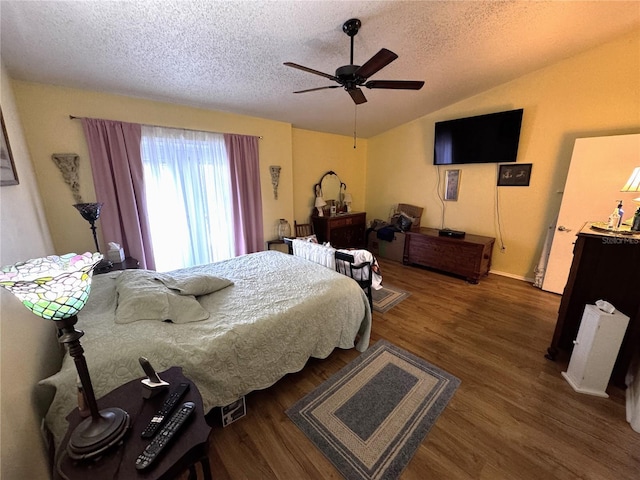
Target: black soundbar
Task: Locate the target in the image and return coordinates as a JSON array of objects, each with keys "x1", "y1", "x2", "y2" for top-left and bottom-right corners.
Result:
[{"x1": 438, "y1": 229, "x2": 466, "y2": 239}]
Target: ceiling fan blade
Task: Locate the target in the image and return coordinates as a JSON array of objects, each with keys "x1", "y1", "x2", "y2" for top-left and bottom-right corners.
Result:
[
  {"x1": 293, "y1": 86, "x2": 340, "y2": 94},
  {"x1": 365, "y1": 80, "x2": 425, "y2": 90},
  {"x1": 348, "y1": 88, "x2": 367, "y2": 105},
  {"x1": 354, "y1": 48, "x2": 398, "y2": 79},
  {"x1": 284, "y1": 62, "x2": 337, "y2": 81}
]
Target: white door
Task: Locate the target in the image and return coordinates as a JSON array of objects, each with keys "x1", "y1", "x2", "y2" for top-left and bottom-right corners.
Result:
[{"x1": 542, "y1": 134, "x2": 640, "y2": 294}]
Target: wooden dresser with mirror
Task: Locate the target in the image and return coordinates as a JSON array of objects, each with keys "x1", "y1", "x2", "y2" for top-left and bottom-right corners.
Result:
[
  {"x1": 313, "y1": 212, "x2": 366, "y2": 248},
  {"x1": 311, "y1": 171, "x2": 366, "y2": 248}
]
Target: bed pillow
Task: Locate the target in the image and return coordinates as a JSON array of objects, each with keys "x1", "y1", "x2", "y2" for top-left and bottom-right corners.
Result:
[
  {"x1": 115, "y1": 270, "x2": 210, "y2": 324},
  {"x1": 153, "y1": 272, "x2": 233, "y2": 296}
]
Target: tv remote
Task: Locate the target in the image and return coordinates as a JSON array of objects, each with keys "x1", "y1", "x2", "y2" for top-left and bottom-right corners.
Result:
[
  {"x1": 140, "y1": 382, "x2": 190, "y2": 439},
  {"x1": 135, "y1": 401, "x2": 195, "y2": 470}
]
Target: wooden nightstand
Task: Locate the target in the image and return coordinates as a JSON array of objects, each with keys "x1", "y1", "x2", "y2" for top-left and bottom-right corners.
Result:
[
  {"x1": 265, "y1": 239, "x2": 285, "y2": 250},
  {"x1": 111, "y1": 257, "x2": 140, "y2": 271},
  {"x1": 95, "y1": 257, "x2": 140, "y2": 275},
  {"x1": 55, "y1": 367, "x2": 212, "y2": 480}
]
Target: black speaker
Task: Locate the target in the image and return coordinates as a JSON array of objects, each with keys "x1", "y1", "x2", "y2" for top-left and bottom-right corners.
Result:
[{"x1": 438, "y1": 229, "x2": 466, "y2": 239}]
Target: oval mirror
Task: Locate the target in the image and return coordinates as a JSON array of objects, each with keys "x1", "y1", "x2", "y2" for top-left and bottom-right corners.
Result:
[{"x1": 314, "y1": 171, "x2": 346, "y2": 204}]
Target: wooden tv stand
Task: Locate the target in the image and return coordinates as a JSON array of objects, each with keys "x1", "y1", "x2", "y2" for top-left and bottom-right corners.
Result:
[{"x1": 403, "y1": 228, "x2": 495, "y2": 283}]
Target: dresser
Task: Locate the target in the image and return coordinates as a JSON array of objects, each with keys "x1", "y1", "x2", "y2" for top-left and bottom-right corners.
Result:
[
  {"x1": 546, "y1": 224, "x2": 640, "y2": 388},
  {"x1": 403, "y1": 228, "x2": 495, "y2": 283},
  {"x1": 312, "y1": 212, "x2": 366, "y2": 248}
]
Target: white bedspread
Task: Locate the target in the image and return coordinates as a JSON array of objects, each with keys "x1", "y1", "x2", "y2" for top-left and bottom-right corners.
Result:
[{"x1": 39, "y1": 251, "x2": 371, "y2": 449}]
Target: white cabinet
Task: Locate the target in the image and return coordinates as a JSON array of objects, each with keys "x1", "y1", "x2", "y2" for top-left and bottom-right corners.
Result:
[{"x1": 562, "y1": 304, "x2": 630, "y2": 397}]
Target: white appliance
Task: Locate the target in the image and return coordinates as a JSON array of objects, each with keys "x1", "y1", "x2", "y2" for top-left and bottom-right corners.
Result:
[{"x1": 562, "y1": 303, "x2": 630, "y2": 398}]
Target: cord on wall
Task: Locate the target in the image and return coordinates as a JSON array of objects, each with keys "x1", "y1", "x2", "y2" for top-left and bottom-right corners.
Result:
[
  {"x1": 494, "y1": 167, "x2": 507, "y2": 252},
  {"x1": 435, "y1": 165, "x2": 446, "y2": 229}
]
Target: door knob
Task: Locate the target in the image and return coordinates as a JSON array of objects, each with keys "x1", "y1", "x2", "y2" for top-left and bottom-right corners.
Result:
[{"x1": 557, "y1": 226, "x2": 571, "y2": 232}]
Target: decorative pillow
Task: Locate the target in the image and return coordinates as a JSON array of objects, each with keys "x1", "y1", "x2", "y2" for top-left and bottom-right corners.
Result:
[{"x1": 115, "y1": 270, "x2": 210, "y2": 324}]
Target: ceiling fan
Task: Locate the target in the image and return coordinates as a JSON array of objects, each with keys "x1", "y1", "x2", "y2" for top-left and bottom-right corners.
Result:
[{"x1": 284, "y1": 18, "x2": 424, "y2": 105}]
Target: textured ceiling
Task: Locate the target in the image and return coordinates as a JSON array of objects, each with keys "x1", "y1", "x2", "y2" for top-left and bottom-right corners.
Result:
[{"x1": 1, "y1": 1, "x2": 639, "y2": 138}]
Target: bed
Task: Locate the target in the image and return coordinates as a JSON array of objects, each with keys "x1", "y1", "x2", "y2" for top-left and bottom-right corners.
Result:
[{"x1": 39, "y1": 250, "x2": 371, "y2": 449}]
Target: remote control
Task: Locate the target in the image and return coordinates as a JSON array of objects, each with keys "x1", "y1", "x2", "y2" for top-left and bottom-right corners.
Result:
[
  {"x1": 140, "y1": 382, "x2": 190, "y2": 439},
  {"x1": 135, "y1": 401, "x2": 195, "y2": 470}
]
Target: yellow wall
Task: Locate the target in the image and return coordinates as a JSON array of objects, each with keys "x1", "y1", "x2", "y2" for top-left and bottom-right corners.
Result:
[
  {"x1": 12, "y1": 82, "x2": 296, "y2": 255},
  {"x1": 292, "y1": 129, "x2": 367, "y2": 223},
  {"x1": 367, "y1": 29, "x2": 640, "y2": 280},
  {"x1": 1, "y1": 62, "x2": 60, "y2": 479}
]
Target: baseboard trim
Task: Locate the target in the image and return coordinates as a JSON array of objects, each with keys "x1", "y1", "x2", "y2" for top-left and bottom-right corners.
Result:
[{"x1": 489, "y1": 269, "x2": 534, "y2": 284}]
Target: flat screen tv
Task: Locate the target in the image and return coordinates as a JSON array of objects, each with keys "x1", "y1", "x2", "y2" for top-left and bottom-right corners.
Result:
[{"x1": 433, "y1": 108, "x2": 523, "y2": 165}]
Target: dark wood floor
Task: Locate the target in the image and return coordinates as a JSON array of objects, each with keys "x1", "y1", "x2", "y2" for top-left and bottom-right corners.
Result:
[{"x1": 194, "y1": 259, "x2": 640, "y2": 479}]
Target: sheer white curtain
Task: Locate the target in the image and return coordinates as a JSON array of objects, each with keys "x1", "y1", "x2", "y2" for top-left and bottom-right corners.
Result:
[{"x1": 141, "y1": 126, "x2": 235, "y2": 271}]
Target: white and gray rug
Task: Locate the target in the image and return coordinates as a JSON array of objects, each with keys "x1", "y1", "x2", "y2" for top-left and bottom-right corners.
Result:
[
  {"x1": 286, "y1": 340, "x2": 460, "y2": 480},
  {"x1": 372, "y1": 285, "x2": 410, "y2": 313}
]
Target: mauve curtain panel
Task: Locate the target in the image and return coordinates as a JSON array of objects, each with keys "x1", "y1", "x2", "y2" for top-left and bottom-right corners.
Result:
[
  {"x1": 224, "y1": 134, "x2": 264, "y2": 255},
  {"x1": 81, "y1": 118, "x2": 156, "y2": 270}
]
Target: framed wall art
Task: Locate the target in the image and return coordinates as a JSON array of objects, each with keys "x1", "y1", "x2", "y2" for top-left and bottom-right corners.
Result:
[
  {"x1": 498, "y1": 163, "x2": 532, "y2": 187},
  {"x1": 1, "y1": 109, "x2": 19, "y2": 186},
  {"x1": 444, "y1": 169, "x2": 460, "y2": 201}
]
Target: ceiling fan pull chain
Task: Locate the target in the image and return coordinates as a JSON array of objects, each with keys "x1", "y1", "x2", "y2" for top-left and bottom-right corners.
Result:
[{"x1": 353, "y1": 105, "x2": 357, "y2": 149}]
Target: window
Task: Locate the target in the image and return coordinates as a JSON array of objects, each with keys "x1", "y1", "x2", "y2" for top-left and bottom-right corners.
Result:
[{"x1": 141, "y1": 126, "x2": 235, "y2": 271}]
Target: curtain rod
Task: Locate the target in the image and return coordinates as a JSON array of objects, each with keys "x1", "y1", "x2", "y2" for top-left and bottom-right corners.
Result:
[{"x1": 69, "y1": 115, "x2": 263, "y2": 139}]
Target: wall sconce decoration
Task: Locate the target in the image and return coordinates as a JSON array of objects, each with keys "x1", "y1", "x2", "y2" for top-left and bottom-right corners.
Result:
[
  {"x1": 269, "y1": 165, "x2": 281, "y2": 199},
  {"x1": 52, "y1": 153, "x2": 83, "y2": 203}
]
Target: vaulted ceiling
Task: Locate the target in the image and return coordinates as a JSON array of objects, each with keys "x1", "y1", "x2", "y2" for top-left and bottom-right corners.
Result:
[{"x1": 1, "y1": 1, "x2": 638, "y2": 138}]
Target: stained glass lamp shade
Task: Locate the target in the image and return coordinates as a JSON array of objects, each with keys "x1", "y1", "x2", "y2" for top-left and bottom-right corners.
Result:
[{"x1": 0, "y1": 252, "x2": 129, "y2": 460}]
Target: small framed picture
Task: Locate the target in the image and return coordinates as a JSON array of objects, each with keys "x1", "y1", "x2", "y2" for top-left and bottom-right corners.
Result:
[
  {"x1": 1, "y1": 108, "x2": 19, "y2": 186},
  {"x1": 498, "y1": 164, "x2": 532, "y2": 187},
  {"x1": 444, "y1": 169, "x2": 460, "y2": 201}
]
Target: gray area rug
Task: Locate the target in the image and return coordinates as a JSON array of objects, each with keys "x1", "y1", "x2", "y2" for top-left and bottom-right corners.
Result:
[
  {"x1": 372, "y1": 284, "x2": 410, "y2": 313},
  {"x1": 286, "y1": 340, "x2": 460, "y2": 480}
]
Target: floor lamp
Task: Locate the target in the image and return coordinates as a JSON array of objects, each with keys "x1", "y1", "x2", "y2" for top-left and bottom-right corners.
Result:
[{"x1": 73, "y1": 202, "x2": 113, "y2": 272}]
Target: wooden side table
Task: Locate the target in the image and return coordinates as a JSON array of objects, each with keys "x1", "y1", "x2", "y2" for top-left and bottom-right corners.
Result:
[
  {"x1": 94, "y1": 257, "x2": 140, "y2": 275},
  {"x1": 55, "y1": 367, "x2": 212, "y2": 480},
  {"x1": 265, "y1": 239, "x2": 285, "y2": 250}
]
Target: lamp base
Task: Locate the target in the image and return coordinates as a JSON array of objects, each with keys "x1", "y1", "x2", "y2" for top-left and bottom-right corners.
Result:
[{"x1": 67, "y1": 407, "x2": 130, "y2": 460}]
